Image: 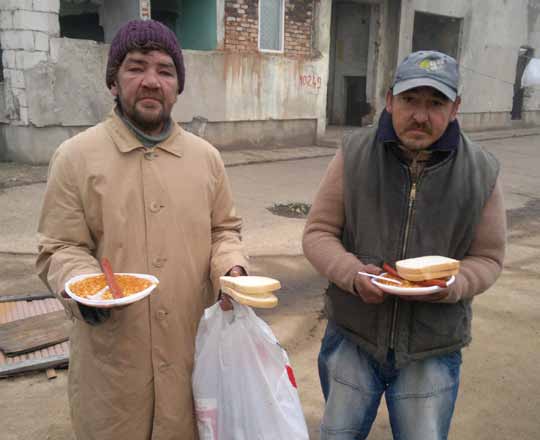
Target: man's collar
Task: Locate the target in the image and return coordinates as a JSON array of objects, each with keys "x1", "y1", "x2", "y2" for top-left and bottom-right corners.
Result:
[
  {"x1": 376, "y1": 109, "x2": 460, "y2": 151},
  {"x1": 105, "y1": 108, "x2": 185, "y2": 157}
]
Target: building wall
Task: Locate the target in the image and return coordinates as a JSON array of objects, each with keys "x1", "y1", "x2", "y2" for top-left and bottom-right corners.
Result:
[
  {"x1": 398, "y1": 0, "x2": 540, "y2": 130},
  {"x1": 0, "y1": 0, "x2": 59, "y2": 128},
  {"x1": 0, "y1": 0, "x2": 331, "y2": 163},
  {"x1": 101, "y1": 0, "x2": 140, "y2": 43}
]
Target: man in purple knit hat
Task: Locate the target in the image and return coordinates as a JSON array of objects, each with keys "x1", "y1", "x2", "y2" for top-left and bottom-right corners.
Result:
[{"x1": 37, "y1": 20, "x2": 247, "y2": 439}]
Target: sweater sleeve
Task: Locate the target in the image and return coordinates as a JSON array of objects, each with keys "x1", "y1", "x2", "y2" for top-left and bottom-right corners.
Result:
[
  {"x1": 441, "y1": 176, "x2": 507, "y2": 303},
  {"x1": 302, "y1": 149, "x2": 365, "y2": 294}
]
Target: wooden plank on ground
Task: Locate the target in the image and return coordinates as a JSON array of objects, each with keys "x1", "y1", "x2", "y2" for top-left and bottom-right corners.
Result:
[
  {"x1": 0, "y1": 310, "x2": 72, "y2": 356},
  {"x1": 0, "y1": 354, "x2": 69, "y2": 377},
  {"x1": 0, "y1": 292, "x2": 54, "y2": 303}
]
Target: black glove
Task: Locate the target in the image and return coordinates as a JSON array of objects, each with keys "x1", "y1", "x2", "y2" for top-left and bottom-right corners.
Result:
[{"x1": 78, "y1": 304, "x2": 111, "y2": 325}]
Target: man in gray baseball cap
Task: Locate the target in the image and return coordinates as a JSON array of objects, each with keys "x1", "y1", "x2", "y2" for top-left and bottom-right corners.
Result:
[{"x1": 303, "y1": 50, "x2": 506, "y2": 439}]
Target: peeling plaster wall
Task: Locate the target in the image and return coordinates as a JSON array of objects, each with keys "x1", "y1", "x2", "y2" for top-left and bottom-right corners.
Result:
[
  {"x1": 398, "y1": 0, "x2": 540, "y2": 129},
  {"x1": 174, "y1": 51, "x2": 327, "y2": 122}
]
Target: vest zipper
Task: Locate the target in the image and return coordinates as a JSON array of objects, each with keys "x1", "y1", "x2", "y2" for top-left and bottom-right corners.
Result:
[{"x1": 389, "y1": 174, "x2": 418, "y2": 350}]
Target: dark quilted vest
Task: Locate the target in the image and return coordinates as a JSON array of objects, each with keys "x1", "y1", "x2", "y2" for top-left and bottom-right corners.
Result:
[{"x1": 325, "y1": 127, "x2": 499, "y2": 367}]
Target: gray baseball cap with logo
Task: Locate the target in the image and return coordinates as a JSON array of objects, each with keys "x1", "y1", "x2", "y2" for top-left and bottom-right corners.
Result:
[{"x1": 392, "y1": 51, "x2": 460, "y2": 101}]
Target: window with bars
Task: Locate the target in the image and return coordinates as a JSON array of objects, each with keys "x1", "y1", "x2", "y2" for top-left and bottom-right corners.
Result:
[{"x1": 259, "y1": 0, "x2": 284, "y2": 52}]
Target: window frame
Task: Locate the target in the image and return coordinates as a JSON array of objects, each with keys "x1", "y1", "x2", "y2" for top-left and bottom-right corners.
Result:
[{"x1": 258, "y1": 0, "x2": 285, "y2": 54}]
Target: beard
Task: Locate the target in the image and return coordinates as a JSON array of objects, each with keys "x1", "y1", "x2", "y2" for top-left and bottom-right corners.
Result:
[
  {"x1": 400, "y1": 123, "x2": 434, "y2": 150},
  {"x1": 116, "y1": 85, "x2": 170, "y2": 134},
  {"x1": 127, "y1": 102, "x2": 166, "y2": 133}
]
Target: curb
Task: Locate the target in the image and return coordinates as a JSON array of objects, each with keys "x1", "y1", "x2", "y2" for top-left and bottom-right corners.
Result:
[{"x1": 1, "y1": 127, "x2": 539, "y2": 188}]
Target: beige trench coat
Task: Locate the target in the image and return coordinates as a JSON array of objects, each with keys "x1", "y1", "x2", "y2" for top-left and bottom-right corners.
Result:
[{"x1": 36, "y1": 111, "x2": 248, "y2": 440}]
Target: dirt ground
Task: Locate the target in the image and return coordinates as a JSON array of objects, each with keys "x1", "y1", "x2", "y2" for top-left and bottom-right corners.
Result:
[
  {"x1": 1, "y1": 248, "x2": 539, "y2": 440},
  {"x1": 1, "y1": 135, "x2": 540, "y2": 439}
]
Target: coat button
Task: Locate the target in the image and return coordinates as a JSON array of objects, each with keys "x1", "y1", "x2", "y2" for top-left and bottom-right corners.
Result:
[
  {"x1": 157, "y1": 310, "x2": 168, "y2": 320},
  {"x1": 152, "y1": 257, "x2": 166, "y2": 268},
  {"x1": 144, "y1": 151, "x2": 158, "y2": 160},
  {"x1": 149, "y1": 201, "x2": 161, "y2": 213},
  {"x1": 159, "y1": 362, "x2": 169, "y2": 372}
]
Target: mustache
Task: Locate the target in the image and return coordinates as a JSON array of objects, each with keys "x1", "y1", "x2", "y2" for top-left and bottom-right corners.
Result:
[
  {"x1": 406, "y1": 123, "x2": 432, "y2": 135},
  {"x1": 137, "y1": 93, "x2": 163, "y2": 102}
]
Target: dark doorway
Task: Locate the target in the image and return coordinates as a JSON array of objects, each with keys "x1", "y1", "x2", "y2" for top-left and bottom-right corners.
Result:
[
  {"x1": 327, "y1": 1, "x2": 371, "y2": 126},
  {"x1": 511, "y1": 46, "x2": 533, "y2": 120},
  {"x1": 345, "y1": 76, "x2": 369, "y2": 126}
]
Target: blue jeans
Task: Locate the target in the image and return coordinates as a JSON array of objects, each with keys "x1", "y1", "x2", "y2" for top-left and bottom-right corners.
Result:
[{"x1": 318, "y1": 321, "x2": 461, "y2": 440}]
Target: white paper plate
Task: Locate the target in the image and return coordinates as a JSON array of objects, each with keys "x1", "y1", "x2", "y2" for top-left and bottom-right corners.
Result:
[
  {"x1": 371, "y1": 273, "x2": 455, "y2": 296},
  {"x1": 65, "y1": 273, "x2": 159, "y2": 308}
]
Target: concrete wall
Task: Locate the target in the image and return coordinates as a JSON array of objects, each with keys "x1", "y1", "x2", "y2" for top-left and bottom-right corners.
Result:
[
  {"x1": 175, "y1": 51, "x2": 327, "y2": 122},
  {"x1": 398, "y1": 0, "x2": 540, "y2": 130},
  {"x1": 101, "y1": 0, "x2": 140, "y2": 43},
  {"x1": 26, "y1": 37, "x2": 113, "y2": 127},
  {"x1": 370, "y1": 0, "x2": 402, "y2": 119},
  {"x1": 0, "y1": 0, "x2": 332, "y2": 163}
]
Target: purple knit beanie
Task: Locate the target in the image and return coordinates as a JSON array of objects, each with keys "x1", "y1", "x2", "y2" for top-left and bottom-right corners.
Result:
[{"x1": 106, "y1": 19, "x2": 185, "y2": 94}]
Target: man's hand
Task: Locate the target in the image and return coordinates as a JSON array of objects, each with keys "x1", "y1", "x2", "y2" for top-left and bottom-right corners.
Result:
[
  {"x1": 78, "y1": 304, "x2": 111, "y2": 325},
  {"x1": 353, "y1": 264, "x2": 386, "y2": 304},
  {"x1": 219, "y1": 265, "x2": 247, "y2": 311}
]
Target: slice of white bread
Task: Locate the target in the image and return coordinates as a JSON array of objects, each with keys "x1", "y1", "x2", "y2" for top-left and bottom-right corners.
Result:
[
  {"x1": 396, "y1": 269, "x2": 457, "y2": 282},
  {"x1": 396, "y1": 256, "x2": 460, "y2": 281},
  {"x1": 221, "y1": 286, "x2": 278, "y2": 309},
  {"x1": 219, "y1": 276, "x2": 281, "y2": 295}
]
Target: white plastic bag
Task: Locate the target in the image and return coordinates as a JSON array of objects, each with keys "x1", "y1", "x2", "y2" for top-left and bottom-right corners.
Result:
[
  {"x1": 192, "y1": 302, "x2": 309, "y2": 440},
  {"x1": 521, "y1": 58, "x2": 540, "y2": 87}
]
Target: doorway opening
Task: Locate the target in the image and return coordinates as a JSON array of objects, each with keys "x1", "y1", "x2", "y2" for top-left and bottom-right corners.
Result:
[{"x1": 327, "y1": 1, "x2": 372, "y2": 126}]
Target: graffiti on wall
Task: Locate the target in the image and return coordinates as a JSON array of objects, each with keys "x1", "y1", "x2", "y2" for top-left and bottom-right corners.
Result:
[{"x1": 299, "y1": 71, "x2": 322, "y2": 94}]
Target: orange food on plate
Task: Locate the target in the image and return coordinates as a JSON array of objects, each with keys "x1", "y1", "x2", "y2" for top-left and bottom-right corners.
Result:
[
  {"x1": 377, "y1": 273, "x2": 449, "y2": 289},
  {"x1": 70, "y1": 274, "x2": 153, "y2": 300}
]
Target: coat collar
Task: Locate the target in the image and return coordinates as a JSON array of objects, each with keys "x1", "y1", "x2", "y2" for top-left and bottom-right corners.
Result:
[
  {"x1": 376, "y1": 109, "x2": 460, "y2": 151},
  {"x1": 105, "y1": 108, "x2": 185, "y2": 158}
]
